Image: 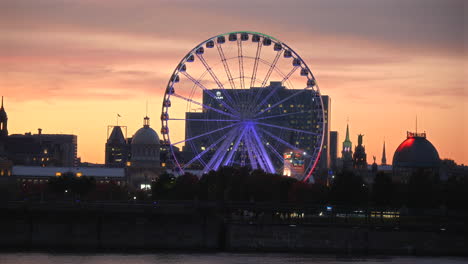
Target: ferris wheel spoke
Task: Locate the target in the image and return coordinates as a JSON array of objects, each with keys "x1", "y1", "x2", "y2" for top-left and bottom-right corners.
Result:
[
  {"x1": 196, "y1": 54, "x2": 239, "y2": 108},
  {"x1": 265, "y1": 140, "x2": 286, "y2": 164},
  {"x1": 243, "y1": 130, "x2": 259, "y2": 170},
  {"x1": 237, "y1": 39, "x2": 245, "y2": 90},
  {"x1": 250, "y1": 126, "x2": 275, "y2": 173},
  {"x1": 281, "y1": 66, "x2": 300, "y2": 84},
  {"x1": 216, "y1": 43, "x2": 237, "y2": 90},
  {"x1": 187, "y1": 140, "x2": 208, "y2": 168},
  {"x1": 251, "y1": 84, "x2": 282, "y2": 113},
  {"x1": 254, "y1": 88, "x2": 307, "y2": 117},
  {"x1": 258, "y1": 127, "x2": 301, "y2": 152},
  {"x1": 169, "y1": 118, "x2": 239, "y2": 122},
  {"x1": 261, "y1": 49, "x2": 283, "y2": 87},
  {"x1": 172, "y1": 122, "x2": 238, "y2": 146},
  {"x1": 254, "y1": 110, "x2": 308, "y2": 121},
  {"x1": 250, "y1": 41, "x2": 263, "y2": 89},
  {"x1": 182, "y1": 134, "x2": 227, "y2": 169},
  {"x1": 179, "y1": 71, "x2": 239, "y2": 115},
  {"x1": 255, "y1": 121, "x2": 319, "y2": 136},
  {"x1": 222, "y1": 126, "x2": 248, "y2": 166},
  {"x1": 203, "y1": 127, "x2": 240, "y2": 173},
  {"x1": 171, "y1": 93, "x2": 238, "y2": 119}
]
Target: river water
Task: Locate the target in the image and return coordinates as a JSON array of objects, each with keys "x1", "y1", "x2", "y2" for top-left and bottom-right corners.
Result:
[{"x1": 0, "y1": 253, "x2": 467, "y2": 264}]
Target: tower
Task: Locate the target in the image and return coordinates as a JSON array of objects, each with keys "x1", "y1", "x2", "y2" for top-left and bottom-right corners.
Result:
[
  {"x1": 341, "y1": 123, "x2": 353, "y2": 170},
  {"x1": 381, "y1": 141, "x2": 387, "y2": 165},
  {"x1": 105, "y1": 125, "x2": 129, "y2": 168},
  {"x1": 0, "y1": 96, "x2": 8, "y2": 138},
  {"x1": 353, "y1": 134, "x2": 368, "y2": 169}
]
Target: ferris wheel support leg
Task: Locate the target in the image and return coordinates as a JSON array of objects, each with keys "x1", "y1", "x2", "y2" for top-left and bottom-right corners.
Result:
[
  {"x1": 251, "y1": 126, "x2": 275, "y2": 173},
  {"x1": 203, "y1": 127, "x2": 239, "y2": 173},
  {"x1": 243, "y1": 130, "x2": 258, "y2": 170},
  {"x1": 222, "y1": 126, "x2": 248, "y2": 167}
]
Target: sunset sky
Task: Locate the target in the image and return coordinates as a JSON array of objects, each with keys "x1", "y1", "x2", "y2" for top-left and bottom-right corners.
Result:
[{"x1": 1, "y1": 0, "x2": 466, "y2": 165}]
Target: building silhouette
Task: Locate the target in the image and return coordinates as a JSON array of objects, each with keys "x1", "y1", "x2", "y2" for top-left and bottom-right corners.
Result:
[
  {"x1": 183, "y1": 81, "x2": 324, "y2": 176},
  {"x1": 0, "y1": 96, "x2": 7, "y2": 138},
  {"x1": 381, "y1": 141, "x2": 387, "y2": 165},
  {"x1": 0, "y1": 97, "x2": 78, "y2": 167},
  {"x1": 127, "y1": 116, "x2": 161, "y2": 190},
  {"x1": 105, "y1": 125, "x2": 130, "y2": 167},
  {"x1": 319, "y1": 95, "x2": 331, "y2": 171},
  {"x1": 341, "y1": 123, "x2": 353, "y2": 170},
  {"x1": 353, "y1": 134, "x2": 367, "y2": 169},
  {"x1": 329, "y1": 131, "x2": 338, "y2": 171}
]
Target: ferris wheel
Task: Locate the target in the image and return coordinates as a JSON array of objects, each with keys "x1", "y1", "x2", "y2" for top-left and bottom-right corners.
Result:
[{"x1": 161, "y1": 31, "x2": 324, "y2": 181}]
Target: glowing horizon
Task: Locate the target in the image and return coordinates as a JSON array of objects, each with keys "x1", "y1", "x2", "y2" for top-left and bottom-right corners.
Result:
[{"x1": 1, "y1": 0, "x2": 466, "y2": 165}]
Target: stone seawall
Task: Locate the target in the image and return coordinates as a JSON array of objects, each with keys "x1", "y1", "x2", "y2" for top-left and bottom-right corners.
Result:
[
  {"x1": 0, "y1": 203, "x2": 466, "y2": 255},
  {"x1": 226, "y1": 224, "x2": 468, "y2": 255},
  {"x1": 0, "y1": 203, "x2": 221, "y2": 250}
]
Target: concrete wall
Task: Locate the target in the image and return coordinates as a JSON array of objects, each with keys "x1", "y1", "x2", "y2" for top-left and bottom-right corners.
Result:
[
  {"x1": 226, "y1": 224, "x2": 468, "y2": 255},
  {"x1": 0, "y1": 205, "x2": 466, "y2": 255}
]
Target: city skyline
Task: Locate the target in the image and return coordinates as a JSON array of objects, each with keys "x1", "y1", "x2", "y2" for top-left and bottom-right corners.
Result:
[{"x1": 1, "y1": 0, "x2": 466, "y2": 165}]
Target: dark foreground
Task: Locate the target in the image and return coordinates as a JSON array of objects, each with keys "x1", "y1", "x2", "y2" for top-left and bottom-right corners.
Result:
[
  {"x1": 1, "y1": 201, "x2": 467, "y2": 256},
  {"x1": 1, "y1": 252, "x2": 468, "y2": 264}
]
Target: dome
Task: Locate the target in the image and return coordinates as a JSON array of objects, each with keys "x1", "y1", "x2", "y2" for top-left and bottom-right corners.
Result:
[
  {"x1": 132, "y1": 126, "x2": 159, "y2": 145},
  {"x1": 392, "y1": 132, "x2": 440, "y2": 168}
]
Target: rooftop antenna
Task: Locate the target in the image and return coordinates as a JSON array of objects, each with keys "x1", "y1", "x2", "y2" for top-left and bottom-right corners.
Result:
[
  {"x1": 416, "y1": 115, "x2": 418, "y2": 133},
  {"x1": 145, "y1": 100, "x2": 149, "y2": 117},
  {"x1": 116, "y1": 113, "x2": 121, "y2": 126}
]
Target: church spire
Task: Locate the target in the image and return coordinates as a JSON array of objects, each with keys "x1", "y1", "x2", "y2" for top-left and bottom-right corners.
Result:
[
  {"x1": 345, "y1": 123, "x2": 350, "y2": 142},
  {"x1": 0, "y1": 96, "x2": 8, "y2": 137},
  {"x1": 381, "y1": 141, "x2": 387, "y2": 165}
]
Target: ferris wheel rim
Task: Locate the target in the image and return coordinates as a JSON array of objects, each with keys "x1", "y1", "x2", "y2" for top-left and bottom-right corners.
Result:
[{"x1": 160, "y1": 31, "x2": 325, "y2": 181}]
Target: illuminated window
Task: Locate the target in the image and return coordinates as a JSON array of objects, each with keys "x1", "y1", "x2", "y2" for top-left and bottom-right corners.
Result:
[
  {"x1": 126, "y1": 161, "x2": 131, "y2": 166},
  {"x1": 76, "y1": 172, "x2": 82, "y2": 177},
  {"x1": 162, "y1": 162, "x2": 166, "y2": 167},
  {"x1": 55, "y1": 172, "x2": 62, "y2": 177}
]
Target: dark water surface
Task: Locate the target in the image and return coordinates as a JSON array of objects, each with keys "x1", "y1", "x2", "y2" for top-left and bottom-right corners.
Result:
[{"x1": 1, "y1": 253, "x2": 467, "y2": 264}]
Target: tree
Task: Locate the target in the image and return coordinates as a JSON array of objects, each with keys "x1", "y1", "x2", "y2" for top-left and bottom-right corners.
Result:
[
  {"x1": 173, "y1": 172, "x2": 199, "y2": 200},
  {"x1": 329, "y1": 171, "x2": 368, "y2": 206},
  {"x1": 151, "y1": 173, "x2": 176, "y2": 199},
  {"x1": 407, "y1": 168, "x2": 441, "y2": 208},
  {"x1": 371, "y1": 172, "x2": 394, "y2": 207}
]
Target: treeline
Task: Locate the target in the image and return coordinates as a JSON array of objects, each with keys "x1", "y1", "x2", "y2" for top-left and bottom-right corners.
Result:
[
  {"x1": 5, "y1": 167, "x2": 468, "y2": 211},
  {"x1": 151, "y1": 167, "x2": 468, "y2": 211}
]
